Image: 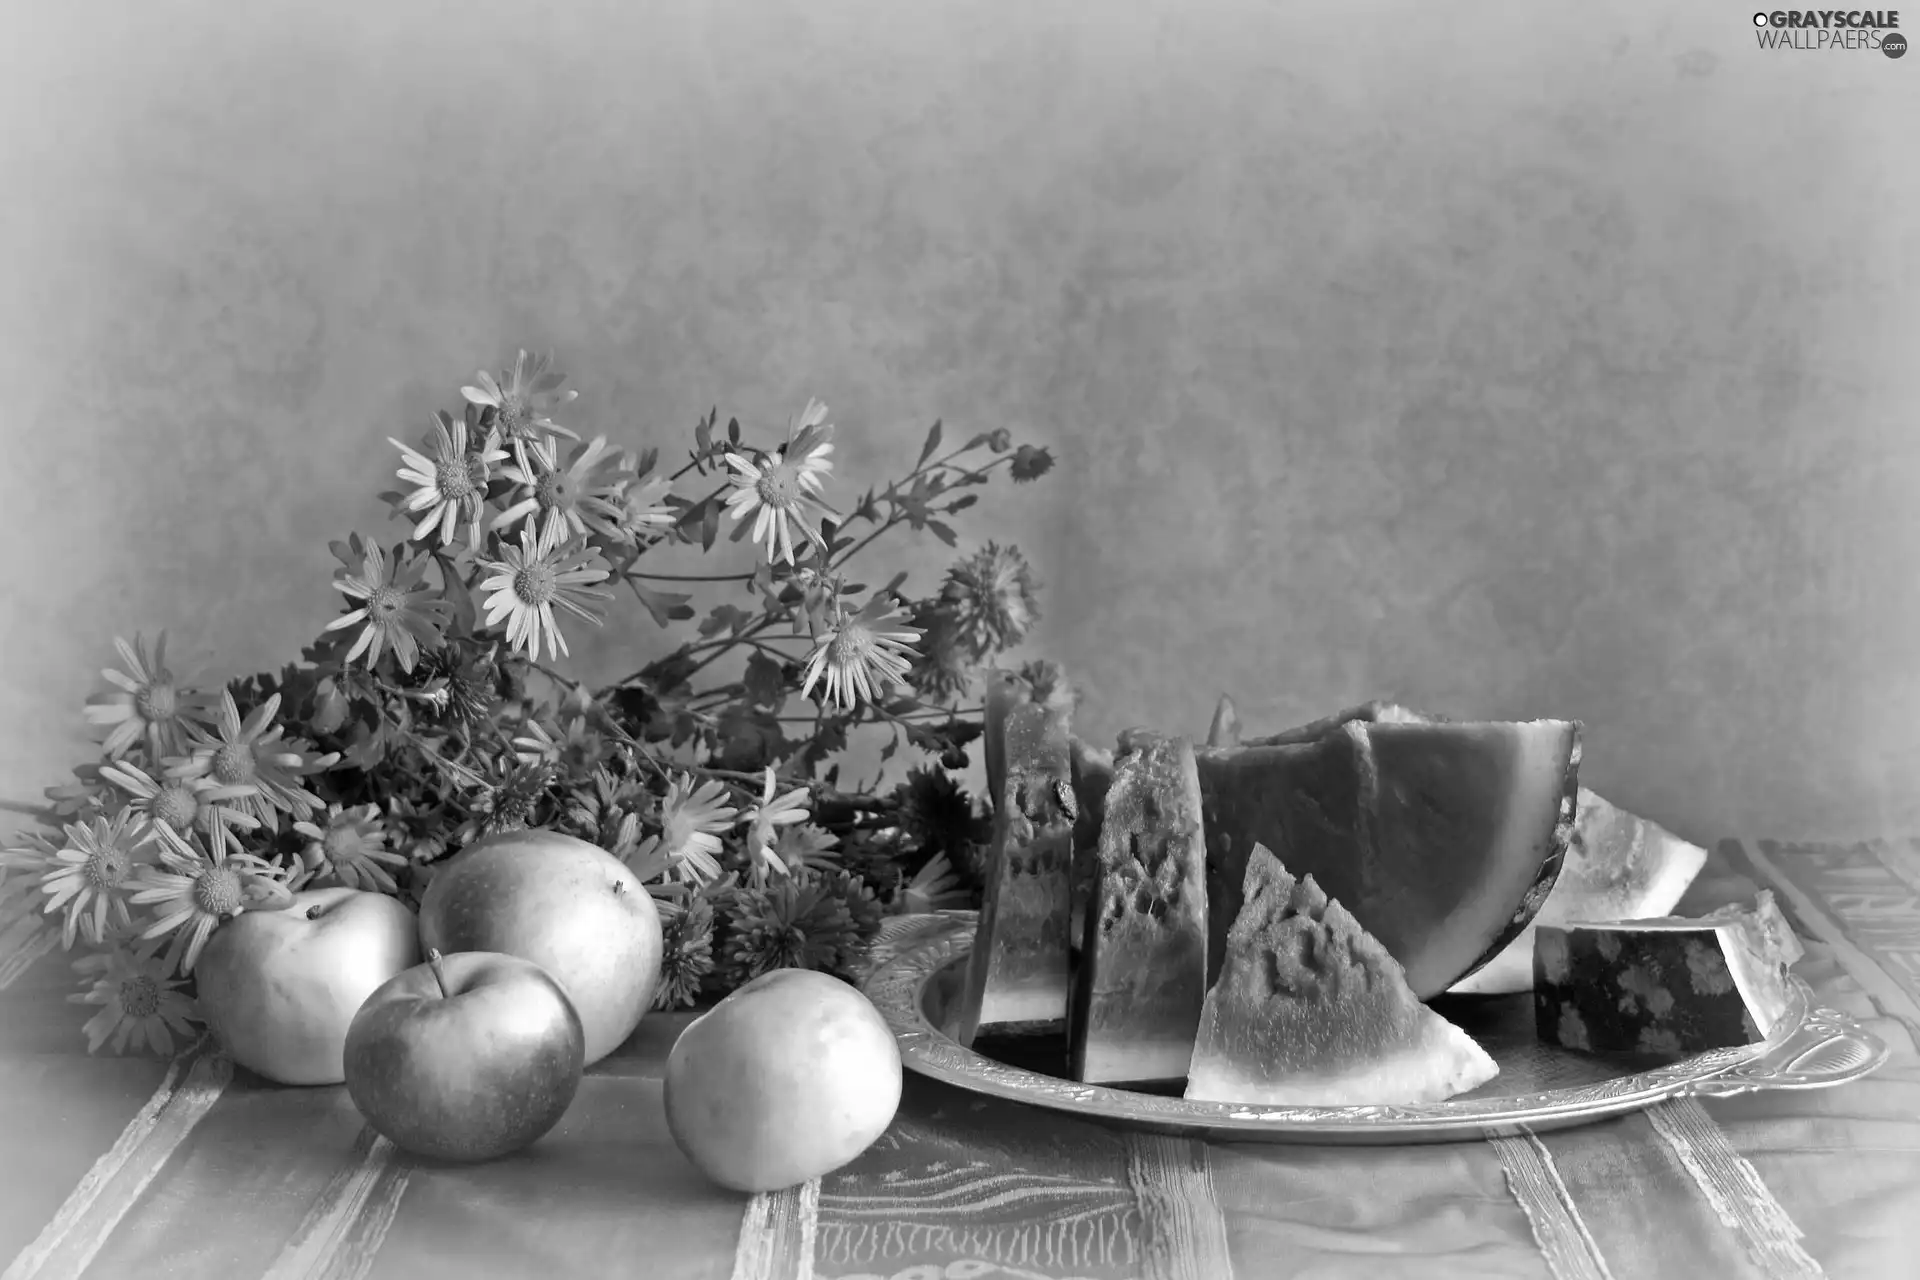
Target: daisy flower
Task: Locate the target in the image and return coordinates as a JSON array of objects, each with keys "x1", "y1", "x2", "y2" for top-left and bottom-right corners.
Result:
[
  {"x1": 894, "y1": 851, "x2": 969, "y2": 915},
  {"x1": 292, "y1": 803, "x2": 407, "y2": 894},
  {"x1": 452, "y1": 760, "x2": 555, "y2": 844},
  {"x1": 652, "y1": 896, "x2": 715, "y2": 1011},
  {"x1": 0, "y1": 831, "x2": 61, "y2": 932},
  {"x1": 83, "y1": 632, "x2": 217, "y2": 760},
  {"x1": 40, "y1": 812, "x2": 148, "y2": 949},
  {"x1": 166, "y1": 690, "x2": 339, "y2": 829},
  {"x1": 938, "y1": 542, "x2": 1041, "y2": 661},
  {"x1": 631, "y1": 773, "x2": 737, "y2": 885},
  {"x1": 97, "y1": 759, "x2": 260, "y2": 854},
  {"x1": 389, "y1": 410, "x2": 510, "y2": 551},
  {"x1": 492, "y1": 434, "x2": 629, "y2": 547},
  {"x1": 69, "y1": 942, "x2": 198, "y2": 1056},
  {"x1": 721, "y1": 398, "x2": 840, "y2": 564},
  {"x1": 127, "y1": 825, "x2": 275, "y2": 975},
  {"x1": 800, "y1": 596, "x2": 923, "y2": 711},
  {"x1": 461, "y1": 350, "x2": 581, "y2": 452},
  {"x1": 321, "y1": 541, "x2": 451, "y2": 674},
  {"x1": 476, "y1": 522, "x2": 613, "y2": 663},
  {"x1": 588, "y1": 469, "x2": 677, "y2": 548},
  {"x1": 772, "y1": 823, "x2": 842, "y2": 875},
  {"x1": 741, "y1": 768, "x2": 813, "y2": 883},
  {"x1": 721, "y1": 873, "x2": 858, "y2": 983}
]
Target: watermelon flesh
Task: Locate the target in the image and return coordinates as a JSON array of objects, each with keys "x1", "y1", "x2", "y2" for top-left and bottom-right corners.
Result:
[
  {"x1": 1185, "y1": 844, "x2": 1497, "y2": 1107},
  {"x1": 953, "y1": 699, "x2": 1077, "y2": 1046},
  {"x1": 1448, "y1": 787, "x2": 1708, "y2": 996},
  {"x1": 1069, "y1": 732, "x2": 1211, "y2": 1087},
  {"x1": 1194, "y1": 717, "x2": 1580, "y2": 1001}
]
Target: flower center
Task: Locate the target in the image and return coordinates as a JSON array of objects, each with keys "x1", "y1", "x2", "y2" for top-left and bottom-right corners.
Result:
[
  {"x1": 535, "y1": 470, "x2": 575, "y2": 511},
  {"x1": 210, "y1": 743, "x2": 256, "y2": 785},
  {"x1": 436, "y1": 455, "x2": 478, "y2": 501},
  {"x1": 755, "y1": 461, "x2": 802, "y2": 510},
  {"x1": 118, "y1": 974, "x2": 161, "y2": 1019},
  {"x1": 827, "y1": 624, "x2": 875, "y2": 668},
  {"x1": 322, "y1": 826, "x2": 367, "y2": 864},
  {"x1": 85, "y1": 842, "x2": 131, "y2": 888},
  {"x1": 134, "y1": 680, "x2": 179, "y2": 723},
  {"x1": 151, "y1": 784, "x2": 200, "y2": 830},
  {"x1": 366, "y1": 584, "x2": 407, "y2": 621},
  {"x1": 193, "y1": 865, "x2": 244, "y2": 917},
  {"x1": 512, "y1": 562, "x2": 558, "y2": 607}
]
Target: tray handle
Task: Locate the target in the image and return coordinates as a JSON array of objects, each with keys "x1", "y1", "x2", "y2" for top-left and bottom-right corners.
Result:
[{"x1": 1677, "y1": 1005, "x2": 1889, "y2": 1100}]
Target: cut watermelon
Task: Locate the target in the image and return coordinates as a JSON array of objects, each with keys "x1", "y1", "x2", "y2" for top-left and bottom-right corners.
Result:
[
  {"x1": 1194, "y1": 717, "x2": 1580, "y2": 1000},
  {"x1": 982, "y1": 668, "x2": 1034, "y2": 820},
  {"x1": 1206, "y1": 695, "x2": 1240, "y2": 748},
  {"x1": 953, "y1": 699, "x2": 1076, "y2": 1046},
  {"x1": 1533, "y1": 891, "x2": 1804, "y2": 1058},
  {"x1": 1449, "y1": 788, "x2": 1708, "y2": 995},
  {"x1": 1068, "y1": 732, "x2": 1211, "y2": 1087},
  {"x1": 1065, "y1": 737, "x2": 1115, "y2": 954},
  {"x1": 1185, "y1": 844, "x2": 1498, "y2": 1107}
]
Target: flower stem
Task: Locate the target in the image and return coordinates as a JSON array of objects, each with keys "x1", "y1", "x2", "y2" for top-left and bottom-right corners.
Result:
[{"x1": 628, "y1": 570, "x2": 756, "y2": 584}]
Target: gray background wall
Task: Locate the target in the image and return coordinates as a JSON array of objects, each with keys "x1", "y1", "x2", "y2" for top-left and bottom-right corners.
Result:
[{"x1": 3, "y1": 0, "x2": 1916, "y2": 849}]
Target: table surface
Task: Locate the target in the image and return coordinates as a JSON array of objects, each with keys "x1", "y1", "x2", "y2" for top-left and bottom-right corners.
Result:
[{"x1": 3, "y1": 836, "x2": 1917, "y2": 1280}]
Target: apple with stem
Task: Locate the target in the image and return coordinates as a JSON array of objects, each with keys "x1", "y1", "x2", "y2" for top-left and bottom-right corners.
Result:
[
  {"x1": 343, "y1": 948, "x2": 586, "y2": 1163},
  {"x1": 417, "y1": 830, "x2": 662, "y2": 1067},
  {"x1": 193, "y1": 887, "x2": 420, "y2": 1085}
]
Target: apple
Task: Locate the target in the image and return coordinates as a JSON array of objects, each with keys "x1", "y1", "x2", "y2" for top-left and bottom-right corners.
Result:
[
  {"x1": 417, "y1": 829, "x2": 662, "y2": 1066},
  {"x1": 194, "y1": 887, "x2": 420, "y2": 1086},
  {"x1": 664, "y1": 968, "x2": 903, "y2": 1193},
  {"x1": 343, "y1": 948, "x2": 585, "y2": 1163}
]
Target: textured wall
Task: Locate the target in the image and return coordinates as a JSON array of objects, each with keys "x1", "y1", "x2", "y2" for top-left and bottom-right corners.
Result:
[{"x1": 2, "y1": 0, "x2": 1917, "y2": 846}]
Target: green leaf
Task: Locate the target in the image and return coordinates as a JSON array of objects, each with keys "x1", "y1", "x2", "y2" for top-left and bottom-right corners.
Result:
[
  {"x1": 699, "y1": 603, "x2": 754, "y2": 638},
  {"x1": 711, "y1": 706, "x2": 790, "y2": 773},
  {"x1": 927, "y1": 520, "x2": 958, "y2": 547},
  {"x1": 435, "y1": 552, "x2": 480, "y2": 635},
  {"x1": 743, "y1": 651, "x2": 789, "y2": 709},
  {"x1": 700, "y1": 498, "x2": 722, "y2": 551},
  {"x1": 629, "y1": 580, "x2": 694, "y2": 628},
  {"x1": 696, "y1": 414, "x2": 713, "y2": 456},
  {"x1": 727, "y1": 416, "x2": 742, "y2": 446},
  {"x1": 943, "y1": 494, "x2": 978, "y2": 514},
  {"x1": 917, "y1": 419, "x2": 942, "y2": 468},
  {"x1": 882, "y1": 571, "x2": 909, "y2": 596}
]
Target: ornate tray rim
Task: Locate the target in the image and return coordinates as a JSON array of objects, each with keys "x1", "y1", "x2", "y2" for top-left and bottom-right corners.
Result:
[{"x1": 861, "y1": 914, "x2": 1891, "y2": 1144}]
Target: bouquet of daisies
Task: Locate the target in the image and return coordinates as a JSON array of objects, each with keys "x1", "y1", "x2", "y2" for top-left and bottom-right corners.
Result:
[{"x1": 0, "y1": 352, "x2": 1057, "y2": 1058}]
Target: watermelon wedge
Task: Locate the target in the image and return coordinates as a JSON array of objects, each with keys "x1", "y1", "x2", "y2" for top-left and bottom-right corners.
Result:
[
  {"x1": 982, "y1": 668, "x2": 1034, "y2": 820},
  {"x1": 1534, "y1": 891, "x2": 1803, "y2": 1058},
  {"x1": 953, "y1": 699, "x2": 1077, "y2": 1046},
  {"x1": 1185, "y1": 844, "x2": 1498, "y2": 1107},
  {"x1": 1194, "y1": 717, "x2": 1580, "y2": 1000},
  {"x1": 1068, "y1": 731, "x2": 1211, "y2": 1087},
  {"x1": 1449, "y1": 787, "x2": 1708, "y2": 995}
]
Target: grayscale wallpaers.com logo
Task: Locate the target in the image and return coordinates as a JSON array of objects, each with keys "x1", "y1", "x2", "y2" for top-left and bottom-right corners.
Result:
[{"x1": 1753, "y1": 10, "x2": 1907, "y2": 56}]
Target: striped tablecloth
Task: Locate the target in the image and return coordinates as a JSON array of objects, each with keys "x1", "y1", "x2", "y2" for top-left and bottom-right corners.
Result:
[{"x1": 2, "y1": 838, "x2": 1917, "y2": 1280}]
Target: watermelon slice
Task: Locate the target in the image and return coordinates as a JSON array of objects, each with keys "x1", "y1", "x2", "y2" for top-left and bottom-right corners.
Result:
[
  {"x1": 1448, "y1": 787, "x2": 1708, "y2": 995},
  {"x1": 1185, "y1": 844, "x2": 1498, "y2": 1107},
  {"x1": 953, "y1": 699, "x2": 1076, "y2": 1046},
  {"x1": 1206, "y1": 695, "x2": 1241, "y2": 748},
  {"x1": 982, "y1": 668, "x2": 1034, "y2": 820},
  {"x1": 1533, "y1": 891, "x2": 1804, "y2": 1058},
  {"x1": 1068, "y1": 732, "x2": 1211, "y2": 1087},
  {"x1": 1194, "y1": 717, "x2": 1580, "y2": 1000}
]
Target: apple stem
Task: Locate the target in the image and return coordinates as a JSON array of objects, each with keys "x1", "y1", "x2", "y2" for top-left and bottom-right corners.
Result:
[{"x1": 426, "y1": 948, "x2": 452, "y2": 999}]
